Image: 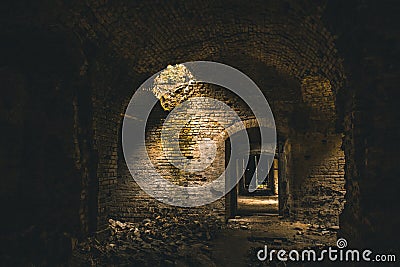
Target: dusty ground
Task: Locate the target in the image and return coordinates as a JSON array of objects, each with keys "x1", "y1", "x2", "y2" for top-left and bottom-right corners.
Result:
[
  {"x1": 212, "y1": 195, "x2": 339, "y2": 266},
  {"x1": 71, "y1": 196, "x2": 339, "y2": 266},
  {"x1": 211, "y1": 214, "x2": 338, "y2": 266},
  {"x1": 237, "y1": 195, "x2": 279, "y2": 215}
]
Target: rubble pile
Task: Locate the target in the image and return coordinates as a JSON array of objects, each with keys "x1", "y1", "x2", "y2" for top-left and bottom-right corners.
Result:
[{"x1": 72, "y1": 211, "x2": 224, "y2": 266}]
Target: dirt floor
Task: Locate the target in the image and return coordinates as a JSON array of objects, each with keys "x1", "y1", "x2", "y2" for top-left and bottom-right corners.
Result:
[
  {"x1": 237, "y1": 195, "x2": 279, "y2": 215},
  {"x1": 211, "y1": 195, "x2": 338, "y2": 266},
  {"x1": 211, "y1": 214, "x2": 338, "y2": 266},
  {"x1": 71, "y1": 196, "x2": 340, "y2": 266}
]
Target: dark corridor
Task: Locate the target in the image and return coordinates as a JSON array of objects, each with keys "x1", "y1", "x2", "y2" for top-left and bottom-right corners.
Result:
[{"x1": 1, "y1": 0, "x2": 399, "y2": 266}]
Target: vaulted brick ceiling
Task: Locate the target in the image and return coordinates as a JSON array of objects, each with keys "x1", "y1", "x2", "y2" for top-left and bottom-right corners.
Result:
[{"x1": 71, "y1": 0, "x2": 345, "y2": 93}]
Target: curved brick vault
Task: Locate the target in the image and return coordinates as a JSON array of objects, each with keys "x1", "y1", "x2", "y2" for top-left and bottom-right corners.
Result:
[{"x1": 72, "y1": 0, "x2": 345, "y2": 90}]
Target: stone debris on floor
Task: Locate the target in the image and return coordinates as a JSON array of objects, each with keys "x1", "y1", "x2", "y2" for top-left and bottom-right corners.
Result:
[
  {"x1": 211, "y1": 214, "x2": 340, "y2": 266},
  {"x1": 71, "y1": 212, "x2": 341, "y2": 266},
  {"x1": 71, "y1": 211, "x2": 224, "y2": 267}
]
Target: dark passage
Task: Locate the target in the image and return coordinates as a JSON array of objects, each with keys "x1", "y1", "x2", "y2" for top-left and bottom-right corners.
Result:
[{"x1": 1, "y1": 0, "x2": 399, "y2": 266}]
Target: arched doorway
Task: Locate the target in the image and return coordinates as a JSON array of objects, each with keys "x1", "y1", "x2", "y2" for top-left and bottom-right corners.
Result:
[{"x1": 225, "y1": 126, "x2": 282, "y2": 218}]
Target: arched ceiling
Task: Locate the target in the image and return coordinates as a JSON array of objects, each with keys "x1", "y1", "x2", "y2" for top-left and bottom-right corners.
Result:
[{"x1": 70, "y1": 0, "x2": 345, "y2": 92}]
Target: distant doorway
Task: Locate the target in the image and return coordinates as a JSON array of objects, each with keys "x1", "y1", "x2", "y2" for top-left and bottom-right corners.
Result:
[
  {"x1": 236, "y1": 153, "x2": 278, "y2": 215},
  {"x1": 225, "y1": 127, "x2": 279, "y2": 218}
]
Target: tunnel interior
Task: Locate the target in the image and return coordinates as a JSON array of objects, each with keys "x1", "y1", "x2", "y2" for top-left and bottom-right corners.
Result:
[{"x1": 1, "y1": 0, "x2": 399, "y2": 266}]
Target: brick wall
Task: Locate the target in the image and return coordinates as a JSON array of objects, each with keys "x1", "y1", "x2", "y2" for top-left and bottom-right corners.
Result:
[
  {"x1": 289, "y1": 133, "x2": 346, "y2": 227},
  {"x1": 106, "y1": 77, "x2": 347, "y2": 229},
  {"x1": 112, "y1": 82, "x2": 255, "y2": 222},
  {"x1": 324, "y1": 0, "x2": 400, "y2": 249},
  {"x1": 92, "y1": 94, "x2": 120, "y2": 227}
]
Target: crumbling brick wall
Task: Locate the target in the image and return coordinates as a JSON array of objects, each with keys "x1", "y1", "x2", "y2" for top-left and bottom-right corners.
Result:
[
  {"x1": 289, "y1": 133, "x2": 346, "y2": 227},
  {"x1": 113, "y1": 82, "x2": 255, "y2": 222}
]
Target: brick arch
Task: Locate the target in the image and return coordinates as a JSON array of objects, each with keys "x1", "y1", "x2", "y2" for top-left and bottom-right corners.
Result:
[{"x1": 215, "y1": 118, "x2": 273, "y2": 145}]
